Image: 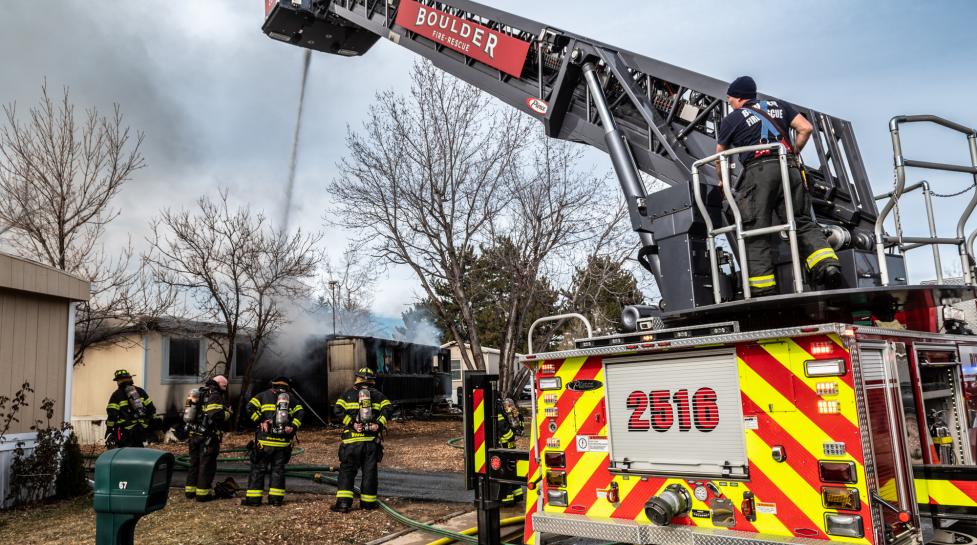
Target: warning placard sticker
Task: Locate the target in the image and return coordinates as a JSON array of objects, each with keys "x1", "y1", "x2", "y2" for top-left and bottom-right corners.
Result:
[{"x1": 576, "y1": 435, "x2": 609, "y2": 452}]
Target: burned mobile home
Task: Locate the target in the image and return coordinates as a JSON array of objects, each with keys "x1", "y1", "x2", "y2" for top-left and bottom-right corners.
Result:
[{"x1": 252, "y1": 335, "x2": 452, "y2": 421}]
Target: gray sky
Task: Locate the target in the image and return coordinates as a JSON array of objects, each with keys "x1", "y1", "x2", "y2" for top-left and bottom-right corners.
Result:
[{"x1": 1, "y1": 1, "x2": 976, "y2": 318}]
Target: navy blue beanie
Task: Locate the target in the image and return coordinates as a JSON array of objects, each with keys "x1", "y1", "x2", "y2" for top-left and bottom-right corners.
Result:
[{"x1": 727, "y1": 76, "x2": 757, "y2": 100}]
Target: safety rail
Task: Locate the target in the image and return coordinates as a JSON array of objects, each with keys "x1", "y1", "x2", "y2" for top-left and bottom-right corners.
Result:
[
  {"x1": 691, "y1": 143, "x2": 804, "y2": 303},
  {"x1": 875, "y1": 115, "x2": 977, "y2": 286},
  {"x1": 527, "y1": 313, "x2": 593, "y2": 354}
]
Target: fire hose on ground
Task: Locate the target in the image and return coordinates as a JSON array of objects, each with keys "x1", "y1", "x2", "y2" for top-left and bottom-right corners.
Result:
[{"x1": 162, "y1": 448, "x2": 523, "y2": 545}]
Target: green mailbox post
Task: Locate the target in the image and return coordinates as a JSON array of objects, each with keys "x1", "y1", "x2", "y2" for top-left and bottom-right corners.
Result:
[{"x1": 93, "y1": 448, "x2": 175, "y2": 545}]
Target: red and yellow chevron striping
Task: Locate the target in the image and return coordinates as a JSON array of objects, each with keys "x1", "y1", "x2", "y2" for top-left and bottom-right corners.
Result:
[
  {"x1": 529, "y1": 334, "x2": 875, "y2": 545},
  {"x1": 472, "y1": 388, "x2": 486, "y2": 475}
]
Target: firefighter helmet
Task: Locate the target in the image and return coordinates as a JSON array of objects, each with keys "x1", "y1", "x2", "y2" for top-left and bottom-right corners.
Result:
[
  {"x1": 354, "y1": 368, "x2": 376, "y2": 384},
  {"x1": 270, "y1": 376, "x2": 292, "y2": 389},
  {"x1": 113, "y1": 369, "x2": 135, "y2": 381}
]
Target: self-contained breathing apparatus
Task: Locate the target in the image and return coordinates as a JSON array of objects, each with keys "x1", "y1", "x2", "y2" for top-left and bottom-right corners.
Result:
[
  {"x1": 125, "y1": 384, "x2": 148, "y2": 420},
  {"x1": 272, "y1": 391, "x2": 291, "y2": 435},
  {"x1": 501, "y1": 397, "x2": 524, "y2": 438},
  {"x1": 183, "y1": 386, "x2": 214, "y2": 438}
]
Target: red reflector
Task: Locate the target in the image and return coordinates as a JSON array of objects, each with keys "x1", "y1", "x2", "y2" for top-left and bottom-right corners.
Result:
[
  {"x1": 525, "y1": 355, "x2": 537, "y2": 360},
  {"x1": 544, "y1": 451, "x2": 566, "y2": 468},
  {"x1": 801, "y1": 327, "x2": 819, "y2": 333},
  {"x1": 658, "y1": 341, "x2": 671, "y2": 347},
  {"x1": 527, "y1": 481, "x2": 536, "y2": 491},
  {"x1": 898, "y1": 511, "x2": 910, "y2": 523},
  {"x1": 641, "y1": 343, "x2": 655, "y2": 348},
  {"x1": 626, "y1": 345, "x2": 638, "y2": 349},
  {"x1": 490, "y1": 456, "x2": 502, "y2": 471},
  {"x1": 819, "y1": 461, "x2": 857, "y2": 483},
  {"x1": 741, "y1": 491, "x2": 756, "y2": 522}
]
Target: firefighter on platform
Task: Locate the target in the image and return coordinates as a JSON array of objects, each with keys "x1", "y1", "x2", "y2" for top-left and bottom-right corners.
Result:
[
  {"x1": 105, "y1": 369, "x2": 157, "y2": 448},
  {"x1": 183, "y1": 375, "x2": 230, "y2": 502},
  {"x1": 242, "y1": 376, "x2": 305, "y2": 506},
  {"x1": 331, "y1": 368, "x2": 392, "y2": 513},
  {"x1": 716, "y1": 75, "x2": 842, "y2": 297},
  {"x1": 497, "y1": 396, "x2": 524, "y2": 506}
]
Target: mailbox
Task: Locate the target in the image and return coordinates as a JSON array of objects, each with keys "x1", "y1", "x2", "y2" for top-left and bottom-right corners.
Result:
[{"x1": 93, "y1": 448, "x2": 174, "y2": 545}]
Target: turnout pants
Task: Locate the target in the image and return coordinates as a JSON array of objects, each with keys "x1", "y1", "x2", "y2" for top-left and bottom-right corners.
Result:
[
  {"x1": 336, "y1": 441, "x2": 380, "y2": 507},
  {"x1": 735, "y1": 157, "x2": 839, "y2": 295},
  {"x1": 246, "y1": 444, "x2": 290, "y2": 503},
  {"x1": 110, "y1": 426, "x2": 147, "y2": 449},
  {"x1": 186, "y1": 435, "x2": 220, "y2": 497}
]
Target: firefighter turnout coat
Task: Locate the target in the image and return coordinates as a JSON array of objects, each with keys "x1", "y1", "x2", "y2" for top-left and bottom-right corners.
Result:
[
  {"x1": 333, "y1": 386, "x2": 392, "y2": 508},
  {"x1": 186, "y1": 382, "x2": 230, "y2": 499},
  {"x1": 105, "y1": 384, "x2": 156, "y2": 447},
  {"x1": 244, "y1": 387, "x2": 305, "y2": 504}
]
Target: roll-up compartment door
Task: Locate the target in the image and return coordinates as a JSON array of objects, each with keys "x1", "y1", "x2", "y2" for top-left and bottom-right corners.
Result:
[{"x1": 604, "y1": 349, "x2": 748, "y2": 478}]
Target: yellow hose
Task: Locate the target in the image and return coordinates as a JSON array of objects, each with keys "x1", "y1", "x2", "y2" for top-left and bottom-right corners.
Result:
[{"x1": 422, "y1": 516, "x2": 525, "y2": 545}]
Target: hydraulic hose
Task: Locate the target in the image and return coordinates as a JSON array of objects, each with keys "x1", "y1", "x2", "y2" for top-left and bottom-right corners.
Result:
[{"x1": 446, "y1": 437, "x2": 464, "y2": 449}]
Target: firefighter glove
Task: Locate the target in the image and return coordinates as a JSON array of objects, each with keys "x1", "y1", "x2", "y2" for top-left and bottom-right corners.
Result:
[{"x1": 260, "y1": 420, "x2": 270, "y2": 433}]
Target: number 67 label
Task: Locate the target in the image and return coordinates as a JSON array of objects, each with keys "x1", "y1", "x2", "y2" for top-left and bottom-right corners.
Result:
[{"x1": 626, "y1": 388, "x2": 719, "y2": 432}]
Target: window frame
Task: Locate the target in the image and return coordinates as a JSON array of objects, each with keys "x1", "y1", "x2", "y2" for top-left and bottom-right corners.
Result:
[{"x1": 162, "y1": 336, "x2": 205, "y2": 384}]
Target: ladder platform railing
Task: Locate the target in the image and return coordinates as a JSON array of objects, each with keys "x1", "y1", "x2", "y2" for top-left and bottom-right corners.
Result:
[
  {"x1": 875, "y1": 115, "x2": 977, "y2": 287},
  {"x1": 692, "y1": 143, "x2": 804, "y2": 304}
]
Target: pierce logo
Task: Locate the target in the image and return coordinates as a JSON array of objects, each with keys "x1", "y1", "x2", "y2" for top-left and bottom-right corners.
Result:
[
  {"x1": 395, "y1": 0, "x2": 530, "y2": 78},
  {"x1": 526, "y1": 97, "x2": 549, "y2": 115}
]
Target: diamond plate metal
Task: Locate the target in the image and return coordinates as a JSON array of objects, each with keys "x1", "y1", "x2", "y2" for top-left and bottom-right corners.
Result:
[
  {"x1": 533, "y1": 513, "x2": 837, "y2": 545},
  {"x1": 521, "y1": 323, "x2": 848, "y2": 363}
]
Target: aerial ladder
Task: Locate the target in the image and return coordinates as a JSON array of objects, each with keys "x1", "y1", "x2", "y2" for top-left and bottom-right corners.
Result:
[{"x1": 263, "y1": 2, "x2": 977, "y2": 545}]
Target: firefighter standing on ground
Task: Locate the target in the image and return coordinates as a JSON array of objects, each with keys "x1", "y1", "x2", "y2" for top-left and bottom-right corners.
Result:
[
  {"x1": 105, "y1": 369, "x2": 157, "y2": 448},
  {"x1": 243, "y1": 376, "x2": 305, "y2": 506},
  {"x1": 331, "y1": 368, "x2": 392, "y2": 513},
  {"x1": 716, "y1": 75, "x2": 842, "y2": 297},
  {"x1": 497, "y1": 397, "x2": 524, "y2": 506},
  {"x1": 184, "y1": 375, "x2": 230, "y2": 502}
]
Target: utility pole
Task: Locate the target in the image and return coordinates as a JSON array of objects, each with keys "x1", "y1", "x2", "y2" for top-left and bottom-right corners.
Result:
[{"x1": 329, "y1": 280, "x2": 339, "y2": 335}]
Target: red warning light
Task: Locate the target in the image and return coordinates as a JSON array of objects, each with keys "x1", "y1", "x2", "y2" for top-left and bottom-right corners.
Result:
[{"x1": 490, "y1": 456, "x2": 502, "y2": 471}]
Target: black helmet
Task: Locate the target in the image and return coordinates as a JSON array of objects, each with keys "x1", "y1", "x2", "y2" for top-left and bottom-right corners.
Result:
[
  {"x1": 354, "y1": 368, "x2": 376, "y2": 384},
  {"x1": 113, "y1": 369, "x2": 135, "y2": 381},
  {"x1": 270, "y1": 376, "x2": 292, "y2": 389}
]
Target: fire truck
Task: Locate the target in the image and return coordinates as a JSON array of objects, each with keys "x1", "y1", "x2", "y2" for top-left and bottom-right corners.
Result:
[{"x1": 261, "y1": 1, "x2": 977, "y2": 544}]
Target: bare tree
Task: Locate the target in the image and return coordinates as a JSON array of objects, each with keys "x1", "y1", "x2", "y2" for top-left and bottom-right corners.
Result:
[
  {"x1": 145, "y1": 189, "x2": 320, "y2": 424},
  {"x1": 0, "y1": 82, "x2": 173, "y2": 363},
  {"x1": 331, "y1": 61, "x2": 530, "y2": 374},
  {"x1": 319, "y1": 244, "x2": 383, "y2": 336},
  {"x1": 330, "y1": 61, "x2": 615, "y2": 395}
]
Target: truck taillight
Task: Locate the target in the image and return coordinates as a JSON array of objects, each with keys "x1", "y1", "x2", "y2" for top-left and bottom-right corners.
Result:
[
  {"x1": 546, "y1": 489, "x2": 568, "y2": 507},
  {"x1": 817, "y1": 400, "x2": 841, "y2": 414},
  {"x1": 805, "y1": 358, "x2": 846, "y2": 377},
  {"x1": 819, "y1": 461, "x2": 856, "y2": 483},
  {"x1": 546, "y1": 470, "x2": 567, "y2": 487},
  {"x1": 821, "y1": 486, "x2": 861, "y2": 511},
  {"x1": 741, "y1": 491, "x2": 756, "y2": 522},
  {"x1": 544, "y1": 451, "x2": 566, "y2": 468},
  {"x1": 825, "y1": 514, "x2": 864, "y2": 538},
  {"x1": 809, "y1": 341, "x2": 835, "y2": 355},
  {"x1": 539, "y1": 377, "x2": 563, "y2": 390},
  {"x1": 490, "y1": 455, "x2": 502, "y2": 471},
  {"x1": 540, "y1": 362, "x2": 557, "y2": 374}
]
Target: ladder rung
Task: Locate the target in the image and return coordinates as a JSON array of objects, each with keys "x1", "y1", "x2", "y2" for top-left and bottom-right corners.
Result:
[{"x1": 903, "y1": 159, "x2": 977, "y2": 175}]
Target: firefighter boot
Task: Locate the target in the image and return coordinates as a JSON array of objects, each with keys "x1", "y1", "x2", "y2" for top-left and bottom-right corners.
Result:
[
  {"x1": 268, "y1": 497, "x2": 284, "y2": 507},
  {"x1": 330, "y1": 498, "x2": 353, "y2": 513},
  {"x1": 241, "y1": 494, "x2": 262, "y2": 507},
  {"x1": 360, "y1": 501, "x2": 378, "y2": 511},
  {"x1": 813, "y1": 262, "x2": 843, "y2": 290}
]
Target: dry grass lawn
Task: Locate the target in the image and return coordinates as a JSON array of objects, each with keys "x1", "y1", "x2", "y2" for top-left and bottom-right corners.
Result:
[{"x1": 0, "y1": 490, "x2": 470, "y2": 545}]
